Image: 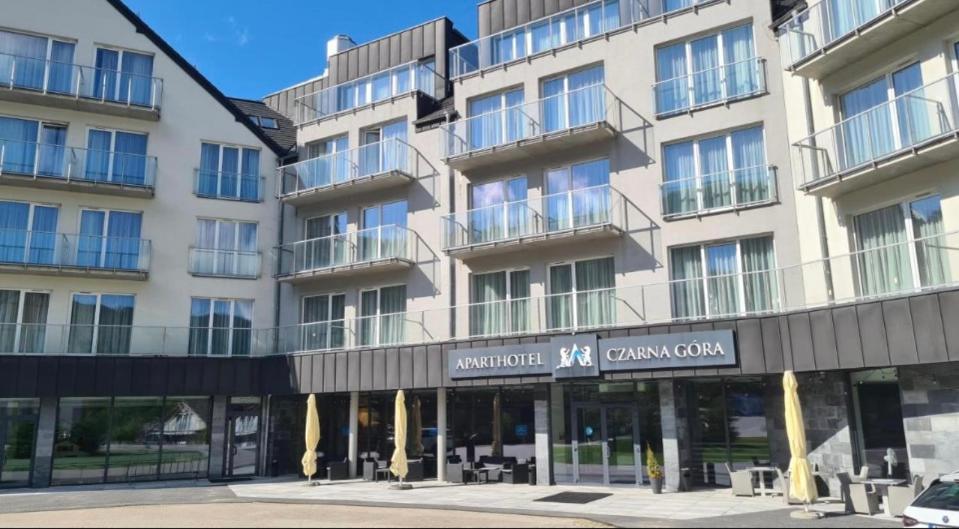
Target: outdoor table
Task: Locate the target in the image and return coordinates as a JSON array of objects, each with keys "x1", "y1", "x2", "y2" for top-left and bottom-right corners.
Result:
[
  {"x1": 863, "y1": 478, "x2": 907, "y2": 516},
  {"x1": 746, "y1": 467, "x2": 779, "y2": 497},
  {"x1": 463, "y1": 467, "x2": 491, "y2": 485}
]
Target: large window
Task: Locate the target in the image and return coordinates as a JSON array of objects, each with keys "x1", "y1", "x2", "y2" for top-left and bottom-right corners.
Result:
[
  {"x1": 655, "y1": 24, "x2": 759, "y2": 115},
  {"x1": 194, "y1": 219, "x2": 258, "y2": 277},
  {"x1": 545, "y1": 159, "x2": 611, "y2": 232},
  {"x1": 77, "y1": 209, "x2": 143, "y2": 270},
  {"x1": 301, "y1": 213, "x2": 347, "y2": 271},
  {"x1": 468, "y1": 177, "x2": 529, "y2": 244},
  {"x1": 359, "y1": 200, "x2": 407, "y2": 262},
  {"x1": 84, "y1": 129, "x2": 149, "y2": 186},
  {"x1": 0, "y1": 117, "x2": 67, "y2": 177},
  {"x1": 300, "y1": 135, "x2": 349, "y2": 189},
  {"x1": 0, "y1": 290, "x2": 49, "y2": 354},
  {"x1": 449, "y1": 387, "x2": 535, "y2": 465},
  {"x1": 549, "y1": 256, "x2": 615, "y2": 330},
  {"x1": 662, "y1": 126, "x2": 771, "y2": 216},
  {"x1": 853, "y1": 195, "x2": 949, "y2": 297},
  {"x1": 470, "y1": 269, "x2": 530, "y2": 337},
  {"x1": 0, "y1": 201, "x2": 58, "y2": 266},
  {"x1": 52, "y1": 396, "x2": 211, "y2": 486},
  {"x1": 541, "y1": 65, "x2": 605, "y2": 133},
  {"x1": 0, "y1": 399, "x2": 39, "y2": 488},
  {"x1": 67, "y1": 293, "x2": 135, "y2": 355},
  {"x1": 188, "y1": 298, "x2": 253, "y2": 357},
  {"x1": 359, "y1": 121, "x2": 408, "y2": 177},
  {"x1": 359, "y1": 285, "x2": 407, "y2": 347},
  {"x1": 467, "y1": 88, "x2": 525, "y2": 151},
  {"x1": 670, "y1": 236, "x2": 778, "y2": 319},
  {"x1": 197, "y1": 143, "x2": 260, "y2": 201},
  {"x1": 334, "y1": 59, "x2": 436, "y2": 113},
  {"x1": 0, "y1": 30, "x2": 75, "y2": 93},
  {"x1": 92, "y1": 47, "x2": 155, "y2": 107},
  {"x1": 301, "y1": 294, "x2": 345, "y2": 351}
]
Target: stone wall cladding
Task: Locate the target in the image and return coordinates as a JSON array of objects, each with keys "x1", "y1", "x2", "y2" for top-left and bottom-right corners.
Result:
[{"x1": 900, "y1": 363, "x2": 959, "y2": 477}]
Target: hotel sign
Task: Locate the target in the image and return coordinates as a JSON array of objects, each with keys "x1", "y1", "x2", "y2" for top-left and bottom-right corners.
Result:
[{"x1": 450, "y1": 330, "x2": 736, "y2": 380}]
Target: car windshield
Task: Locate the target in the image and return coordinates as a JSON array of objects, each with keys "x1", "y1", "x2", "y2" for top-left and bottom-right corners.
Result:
[{"x1": 913, "y1": 482, "x2": 959, "y2": 511}]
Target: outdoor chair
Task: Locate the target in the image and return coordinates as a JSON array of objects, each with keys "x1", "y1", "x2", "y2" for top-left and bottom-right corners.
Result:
[
  {"x1": 836, "y1": 472, "x2": 854, "y2": 513},
  {"x1": 406, "y1": 459, "x2": 424, "y2": 482},
  {"x1": 501, "y1": 463, "x2": 530, "y2": 484},
  {"x1": 887, "y1": 476, "x2": 924, "y2": 517},
  {"x1": 363, "y1": 459, "x2": 388, "y2": 482},
  {"x1": 724, "y1": 463, "x2": 755, "y2": 497},
  {"x1": 327, "y1": 460, "x2": 350, "y2": 481},
  {"x1": 849, "y1": 483, "x2": 880, "y2": 515}
]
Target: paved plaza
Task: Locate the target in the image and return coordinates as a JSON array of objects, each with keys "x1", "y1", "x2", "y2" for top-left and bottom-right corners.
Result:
[{"x1": 0, "y1": 478, "x2": 902, "y2": 528}]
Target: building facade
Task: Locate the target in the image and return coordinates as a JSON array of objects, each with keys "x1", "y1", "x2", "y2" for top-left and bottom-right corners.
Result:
[{"x1": 1, "y1": 0, "x2": 958, "y2": 497}]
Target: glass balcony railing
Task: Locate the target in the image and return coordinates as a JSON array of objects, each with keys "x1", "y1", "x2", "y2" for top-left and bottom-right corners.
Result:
[
  {"x1": 188, "y1": 248, "x2": 261, "y2": 278},
  {"x1": 275, "y1": 225, "x2": 413, "y2": 278},
  {"x1": 653, "y1": 57, "x2": 766, "y2": 117},
  {"x1": 193, "y1": 169, "x2": 263, "y2": 202},
  {"x1": 0, "y1": 51, "x2": 163, "y2": 110},
  {"x1": 660, "y1": 165, "x2": 777, "y2": 218},
  {"x1": 449, "y1": 0, "x2": 718, "y2": 79},
  {"x1": 294, "y1": 61, "x2": 442, "y2": 125},
  {"x1": 442, "y1": 184, "x2": 626, "y2": 251},
  {"x1": 0, "y1": 229, "x2": 151, "y2": 273},
  {"x1": 0, "y1": 139, "x2": 157, "y2": 189},
  {"x1": 777, "y1": 0, "x2": 911, "y2": 70},
  {"x1": 793, "y1": 73, "x2": 959, "y2": 189},
  {"x1": 278, "y1": 138, "x2": 415, "y2": 198},
  {"x1": 442, "y1": 83, "x2": 620, "y2": 159}
]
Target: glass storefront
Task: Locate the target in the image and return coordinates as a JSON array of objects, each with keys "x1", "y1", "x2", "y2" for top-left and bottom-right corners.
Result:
[
  {"x1": 52, "y1": 396, "x2": 212, "y2": 486},
  {"x1": 448, "y1": 387, "x2": 535, "y2": 466},
  {"x1": 551, "y1": 382, "x2": 662, "y2": 486},
  {"x1": 267, "y1": 394, "x2": 350, "y2": 478},
  {"x1": 0, "y1": 399, "x2": 39, "y2": 488},
  {"x1": 225, "y1": 397, "x2": 261, "y2": 477},
  {"x1": 358, "y1": 391, "x2": 437, "y2": 477}
]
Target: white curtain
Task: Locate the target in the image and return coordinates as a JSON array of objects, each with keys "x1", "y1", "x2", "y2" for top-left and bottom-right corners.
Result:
[
  {"x1": 671, "y1": 246, "x2": 705, "y2": 319},
  {"x1": 566, "y1": 66, "x2": 605, "y2": 129},
  {"x1": 732, "y1": 127, "x2": 768, "y2": 205},
  {"x1": 469, "y1": 92, "x2": 506, "y2": 150},
  {"x1": 575, "y1": 257, "x2": 616, "y2": 328},
  {"x1": 104, "y1": 211, "x2": 142, "y2": 270},
  {"x1": 120, "y1": 51, "x2": 154, "y2": 107},
  {"x1": 47, "y1": 41, "x2": 76, "y2": 94},
  {"x1": 112, "y1": 131, "x2": 148, "y2": 185},
  {"x1": 198, "y1": 143, "x2": 221, "y2": 197},
  {"x1": 855, "y1": 204, "x2": 913, "y2": 296},
  {"x1": 84, "y1": 130, "x2": 113, "y2": 182},
  {"x1": 706, "y1": 243, "x2": 740, "y2": 316},
  {"x1": 840, "y1": 77, "x2": 894, "y2": 169},
  {"x1": 910, "y1": 196, "x2": 948, "y2": 288},
  {"x1": 722, "y1": 25, "x2": 757, "y2": 98},
  {"x1": 892, "y1": 63, "x2": 932, "y2": 147},
  {"x1": 27, "y1": 205, "x2": 58, "y2": 265},
  {"x1": 655, "y1": 43, "x2": 688, "y2": 114},
  {"x1": 0, "y1": 201, "x2": 29, "y2": 264},
  {"x1": 664, "y1": 142, "x2": 697, "y2": 215},
  {"x1": 471, "y1": 272, "x2": 507, "y2": 336},
  {"x1": 699, "y1": 136, "x2": 731, "y2": 210},
  {"x1": 741, "y1": 237, "x2": 778, "y2": 313},
  {"x1": 0, "y1": 30, "x2": 47, "y2": 90},
  {"x1": 0, "y1": 116, "x2": 39, "y2": 175},
  {"x1": 548, "y1": 265, "x2": 573, "y2": 331}
]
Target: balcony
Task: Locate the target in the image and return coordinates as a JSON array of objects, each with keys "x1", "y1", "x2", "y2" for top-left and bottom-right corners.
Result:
[
  {"x1": 777, "y1": 0, "x2": 958, "y2": 79},
  {"x1": 653, "y1": 57, "x2": 766, "y2": 118},
  {"x1": 193, "y1": 169, "x2": 263, "y2": 202},
  {"x1": 278, "y1": 138, "x2": 419, "y2": 206},
  {"x1": 0, "y1": 52, "x2": 163, "y2": 120},
  {"x1": 188, "y1": 248, "x2": 261, "y2": 279},
  {"x1": 294, "y1": 61, "x2": 442, "y2": 126},
  {"x1": 442, "y1": 84, "x2": 621, "y2": 171},
  {"x1": 794, "y1": 73, "x2": 959, "y2": 197},
  {"x1": 275, "y1": 225, "x2": 415, "y2": 283},
  {"x1": 442, "y1": 184, "x2": 626, "y2": 257},
  {"x1": 661, "y1": 165, "x2": 778, "y2": 219},
  {"x1": 0, "y1": 140, "x2": 156, "y2": 198},
  {"x1": 0, "y1": 230, "x2": 150, "y2": 280}
]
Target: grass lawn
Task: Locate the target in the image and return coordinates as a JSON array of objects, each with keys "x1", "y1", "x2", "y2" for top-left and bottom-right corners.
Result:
[{"x1": 49, "y1": 451, "x2": 206, "y2": 471}]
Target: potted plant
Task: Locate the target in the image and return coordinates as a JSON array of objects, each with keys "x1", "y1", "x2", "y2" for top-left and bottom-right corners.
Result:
[{"x1": 646, "y1": 444, "x2": 664, "y2": 494}]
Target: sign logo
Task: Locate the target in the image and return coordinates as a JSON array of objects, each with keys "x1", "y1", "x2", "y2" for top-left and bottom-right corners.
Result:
[{"x1": 557, "y1": 344, "x2": 593, "y2": 369}]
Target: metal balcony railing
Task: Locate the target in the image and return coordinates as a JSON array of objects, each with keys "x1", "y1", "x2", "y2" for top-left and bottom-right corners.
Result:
[
  {"x1": 442, "y1": 83, "x2": 621, "y2": 159},
  {"x1": 0, "y1": 229, "x2": 151, "y2": 273},
  {"x1": 0, "y1": 51, "x2": 163, "y2": 110},
  {"x1": 188, "y1": 248, "x2": 261, "y2": 279},
  {"x1": 0, "y1": 140, "x2": 157, "y2": 189},
  {"x1": 653, "y1": 57, "x2": 766, "y2": 117},
  {"x1": 793, "y1": 73, "x2": 959, "y2": 189},
  {"x1": 278, "y1": 138, "x2": 416, "y2": 198},
  {"x1": 193, "y1": 169, "x2": 263, "y2": 202},
  {"x1": 442, "y1": 184, "x2": 627, "y2": 251},
  {"x1": 660, "y1": 165, "x2": 778, "y2": 218},
  {"x1": 274, "y1": 225, "x2": 413, "y2": 278}
]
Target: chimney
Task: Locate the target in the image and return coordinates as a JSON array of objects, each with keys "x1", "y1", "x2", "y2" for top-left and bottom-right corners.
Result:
[{"x1": 326, "y1": 35, "x2": 356, "y2": 59}]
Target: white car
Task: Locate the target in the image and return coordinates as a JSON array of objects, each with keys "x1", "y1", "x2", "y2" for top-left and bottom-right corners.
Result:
[{"x1": 903, "y1": 472, "x2": 959, "y2": 528}]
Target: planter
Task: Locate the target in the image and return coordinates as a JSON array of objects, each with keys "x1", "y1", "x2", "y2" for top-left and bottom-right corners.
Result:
[{"x1": 650, "y1": 477, "x2": 663, "y2": 494}]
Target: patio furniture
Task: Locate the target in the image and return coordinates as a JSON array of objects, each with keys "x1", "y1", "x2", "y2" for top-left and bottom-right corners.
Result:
[
  {"x1": 724, "y1": 463, "x2": 755, "y2": 497},
  {"x1": 836, "y1": 472, "x2": 854, "y2": 513},
  {"x1": 463, "y1": 467, "x2": 491, "y2": 484},
  {"x1": 477, "y1": 456, "x2": 519, "y2": 482},
  {"x1": 502, "y1": 463, "x2": 530, "y2": 484},
  {"x1": 773, "y1": 468, "x2": 803, "y2": 505},
  {"x1": 849, "y1": 483, "x2": 881, "y2": 515},
  {"x1": 363, "y1": 460, "x2": 387, "y2": 481},
  {"x1": 747, "y1": 466, "x2": 779, "y2": 497},
  {"x1": 327, "y1": 460, "x2": 350, "y2": 481},
  {"x1": 406, "y1": 459, "x2": 424, "y2": 482},
  {"x1": 886, "y1": 476, "x2": 923, "y2": 517},
  {"x1": 375, "y1": 466, "x2": 393, "y2": 483},
  {"x1": 862, "y1": 478, "x2": 906, "y2": 516},
  {"x1": 447, "y1": 456, "x2": 465, "y2": 484}
]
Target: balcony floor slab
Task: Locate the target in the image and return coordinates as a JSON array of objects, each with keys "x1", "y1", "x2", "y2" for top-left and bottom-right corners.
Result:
[
  {"x1": 280, "y1": 170, "x2": 414, "y2": 207},
  {"x1": 0, "y1": 88, "x2": 160, "y2": 121},
  {"x1": 0, "y1": 171, "x2": 154, "y2": 198},
  {"x1": 446, "y1": 223, "x2": 624, "y2": 259},
  {"x1": 0, "y1": 263, "x2": 149, "y2": 281},
  {"x1": 277, "y1": 258, "x2": 412, "y2": 284}
]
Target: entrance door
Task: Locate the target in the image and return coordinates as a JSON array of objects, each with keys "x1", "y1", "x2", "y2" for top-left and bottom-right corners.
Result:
[
  {"x1": 0, "y1": 410, "x2": 38, "y2": 488},
  {"x1": 572, "y1": 404, "x2": 641, "y2": 485},
  {"x1": 225, "y1": 398, "x2": 260, "y2": 477}
]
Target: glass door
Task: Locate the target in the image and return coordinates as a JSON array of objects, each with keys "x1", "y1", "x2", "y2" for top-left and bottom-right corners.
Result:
[
  {"x1": 572, "y1": 403, "x2": 640, "y2": 486},
  {"x1": 225, "y1": 398, "x2": 260, "y2": 478},
  {"x1": 605, "y1": 405, "x2": 639, "y2": 485},
  {"x1": 0, "y1": 403, "x2": 38, "y2": 488},
  {"x1": 573, "y1": 405, "x2": 605, "y2": 484}
]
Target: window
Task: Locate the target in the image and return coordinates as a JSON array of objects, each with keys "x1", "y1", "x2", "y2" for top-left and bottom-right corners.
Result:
[
  {"x1": 468, "y1": 176, "x2": 528, "y2": 244},
  {"x1": 302, "y1": 213, "x2": 347, "y2": 271},
  {"x1": 467, "y1": 88, "x2": 525, "y2": 150},
  {"x1": 359, "y1": 285, "x2": 407, "y2": 347},
  {"x1": 303, "y1": 135, "x2": 349, "y2": 187},
  {"x1": 84, "y1": 129, "x2": 149, "y2": 186},
  {"x1": 853, "y1": 195, "x2": 949, "y2": 297},
  {"x1": 188, "y1": 298, "x2": 253, "y2": 357},
  {"x1": 92, "y1": 47, "x2": 155, "y2": 107},
  {"x1": 549, "y1": 256, "x2": 615, "y2": 330},
  {"x1": 670, "y1": 236, "x2": 778, "y2": 319},
  {"x1": 197, "y1": 143, "x2": 260, "y2": 201},
  {"x1": 470, "y1": 269, "x2": 530, "y2": 337},
  {"x1": 545, "y1": 159, "x2": 611, "y2": 232},
  {"x1": 0, "y1": 30, "x2": 76, "y2": 94},
  {"x1": 301, "y1": 294, "x2": 345, "y2": 351},
  {"x1": 194, "y1": 219, "x2": 258, "y2": 277},
  {"x1": 77, "y1": 209, "x2": 143, "y2": 270},
  {"x1": 541, "y1": 65, "x2": 605, "y2": 133},
  {"x1": 655, "y1": 24, "x2": 759, "y2": 115},
  {"x1": 360, "y1": 121, "x2": 408, "y2": 176},
  {"x1": 0, "y1": 289, "x2": 49, "y2": 354},
  {"x1": 67, "y1": 293, "x2": 135, "y2": 355},
  {"x1": 333, "y1": 60, "x2": 435, "y2": 114},
  {"x1": 252, "y1": 116, "x2": 279, "y2": 129},
  {"x1": 0, "y1": 201, "x2": 58, "y2": 265},
  {"x1": 360, "y1": 200, "x2": 407, "y2": 262},
  {"x1": 0, "y1": 116, "x2": 67, "y2": 177},
  {"x1": 662, "y1": 126, "x2": 770, "y2": 216}
]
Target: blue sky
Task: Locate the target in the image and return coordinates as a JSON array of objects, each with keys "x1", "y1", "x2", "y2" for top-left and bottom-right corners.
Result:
[{"x1": 122, "y1": 0, "x2": 478, "y2": 99}]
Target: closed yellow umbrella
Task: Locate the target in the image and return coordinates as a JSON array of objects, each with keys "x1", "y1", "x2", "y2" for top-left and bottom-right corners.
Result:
[
  {"x1": 784, "y1": 371, "x2": 817, "y2": 508},
  {"x1": 390, "y1": 390, "x2": 410, "y2": 487},
  {"x1": 302, "y1": 394, "x2": 321, "y2": 484}
]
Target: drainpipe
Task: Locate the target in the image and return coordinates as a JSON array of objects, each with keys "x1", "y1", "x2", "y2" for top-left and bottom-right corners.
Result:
[
  {"x1": 445, "y1": 110, "x2": 457, "y2": 340},
  {"x1": 273, "y1": 156, "x2": 288, "y2": 350},
  {"x1": 801, "y1": 77, "x2": 835, "y2": 302}
]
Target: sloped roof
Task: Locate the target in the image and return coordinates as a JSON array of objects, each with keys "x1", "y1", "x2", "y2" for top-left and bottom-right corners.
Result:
[
  {"x1": 106, "y1": 0, "x2": 289, "y2": 157},
  {"x1": 229, "y1": 98, "x2": 297, "y2": 156}
]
